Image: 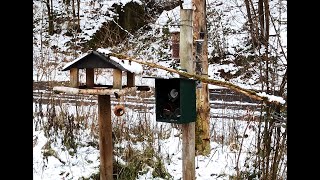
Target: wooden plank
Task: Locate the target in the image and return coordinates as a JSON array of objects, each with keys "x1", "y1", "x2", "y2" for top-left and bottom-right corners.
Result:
[
  {"x1": 77, "y1": 85, "x2": 150, "y2": 91},
  {"x1": 127, "y1": 72, "x2": 135, "y2": 87},
  {"x1": 70, "y1": 68, "x2": 79, "y2": 88},
  {"x1": 53, "y1": 86, "x2": 138, "y2": 96},
  {"x1": 86, "y1": 68, "x2": 94, "y2": 88},
  {"x1": 98, "y1": 95, "x2": 113, "y2": 180},
  {"x1": 113, "y1": 69, "x2": 122, "y2": 89},
  {"x1": 180, "y1": 9, "x2": 196, "y2": 180}
]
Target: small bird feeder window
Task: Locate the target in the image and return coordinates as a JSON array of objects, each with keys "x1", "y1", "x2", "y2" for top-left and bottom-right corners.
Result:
[{"x1": 155, "y1": 78, "x2": 196, "y2": 124}]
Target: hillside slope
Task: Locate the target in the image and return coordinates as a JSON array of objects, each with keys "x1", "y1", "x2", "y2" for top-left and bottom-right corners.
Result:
[{"x1": 33, "y1": 0, "x2": 287, "y2": 92}]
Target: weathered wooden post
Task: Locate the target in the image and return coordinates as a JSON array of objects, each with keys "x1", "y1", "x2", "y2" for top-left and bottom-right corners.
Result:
[
  {"x1": 113, "y1": 69, "x2": 122, "y2": 89},
  {"x1": 180, "y1": 9, "x2": 195, "y2": 180},
  {"x1": 70, "y1": 68, "x2": 79, "y2": 88},
  {"x1": 127, "y1": 72, "x2": 135, "y2": 87},
  {"x1": 86, "y1": 68, "x2": 94, "y2": 88},
  {"x1": 98, "y1": 94, "x2": 113, "y2": 180}
]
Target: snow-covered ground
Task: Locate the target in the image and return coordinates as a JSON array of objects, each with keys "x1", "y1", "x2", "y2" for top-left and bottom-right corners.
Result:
[{"x1": 33, "y1": 97, "x2": 286, "y2": 179}]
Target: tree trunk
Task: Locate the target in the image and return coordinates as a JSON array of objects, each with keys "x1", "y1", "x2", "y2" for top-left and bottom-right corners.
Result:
[
  {"x1": 244, "y1": 0, "x2": 258, "y2": 47},
  {"x1": 77, "y1": 0, "x2": 80, "y2": 31},
  {"x1": 258, "y1": 0, "x2": 264, "y2": 45},
  {"x1": 72, "y1": 0, "x2": 76, "y2": 19},
  {"x1": 193, "y1": 0, "x2": 210, "y2": 156},
  {"x1": 263, "y1": 0, "x2": 270, "y2": 93},
  {"x1": 46, "y1": 0, "x2": 54, "y2": 35}
]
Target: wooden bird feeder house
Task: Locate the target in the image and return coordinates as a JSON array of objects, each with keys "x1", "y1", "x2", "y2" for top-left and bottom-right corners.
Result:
[
  {"x1": 55, "y1": 50, "x2": 149, "y2": 93},
  {"x1": 53, "y1": 49, "x2": 150, "y2": 180}
]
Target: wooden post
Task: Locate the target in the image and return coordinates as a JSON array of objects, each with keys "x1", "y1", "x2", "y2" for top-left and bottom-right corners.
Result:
[
  {"x1": 193, "y1": 0, "x2": 211, "y2": 156},
  {"x1": 180, "y1": 11, "x2": 194, "y2": 72},
  {"x1": 180, "y1": 9, "x2": 195, "y2": 180},
  {"x1": 98, "y1": 95, "x2": 113, "y2": 180},
  {"x1": 86, "y1": 68, "x2": 94, "y2": 88},
  {"x1": 70, "y1": 68, "x2": 79, "y2": 88},
  {"x1": 127, "y1": 72, "x2": 135, "y2": 87},
  {"x1": 113, "y1": 69, "x2": 122, "y2": 89}
]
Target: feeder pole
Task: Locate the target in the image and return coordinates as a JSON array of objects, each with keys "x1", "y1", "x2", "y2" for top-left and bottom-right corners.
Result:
[
  {"x1": 98, "y1": 95, "x2": 113, "y2": 180},
  {"x1": 180, "y1": 9, "x2": 195, "y2": 180}
]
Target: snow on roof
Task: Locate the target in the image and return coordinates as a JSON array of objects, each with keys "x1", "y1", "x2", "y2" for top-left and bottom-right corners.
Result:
[
  {"x1": 61, "y1": 48, "x2": 143, "y2": 74},
  {"x1": 96, "y1": 48, "x2": 143, "y2": 74}
]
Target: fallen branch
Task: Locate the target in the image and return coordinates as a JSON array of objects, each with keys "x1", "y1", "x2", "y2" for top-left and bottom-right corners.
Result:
[{"x1": 110, "y1": 52, "x2": 285, "y2": 105}]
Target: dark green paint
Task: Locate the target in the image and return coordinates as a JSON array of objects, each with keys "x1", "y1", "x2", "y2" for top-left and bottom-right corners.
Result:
[{"x1": 155, "y1": 78, "x2": 196, "y2": 124}]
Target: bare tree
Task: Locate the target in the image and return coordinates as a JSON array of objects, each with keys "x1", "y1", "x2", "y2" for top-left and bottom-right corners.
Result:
[
  {"x1": 243, "y1": 0, "x2": 287, "y2": 179},
  {"x1": 46, "y1": 0, "x2": 54, "y2": 35}
]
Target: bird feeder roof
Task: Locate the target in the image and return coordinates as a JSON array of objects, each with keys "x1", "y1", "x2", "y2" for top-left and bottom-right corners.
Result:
[{"x1": 62, "y1": 50, "x2": 130, "y2": 72}]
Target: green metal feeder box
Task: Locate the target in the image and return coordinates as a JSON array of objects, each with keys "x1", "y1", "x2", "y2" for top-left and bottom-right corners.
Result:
[{"x1": 155, "y1": 78, "x2": 196, "y2": 124}]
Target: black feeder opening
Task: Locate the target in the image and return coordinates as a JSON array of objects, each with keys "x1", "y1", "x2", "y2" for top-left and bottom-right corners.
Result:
[{"x1": 155, "y1": 78, "x2": 196, "y2": 124}]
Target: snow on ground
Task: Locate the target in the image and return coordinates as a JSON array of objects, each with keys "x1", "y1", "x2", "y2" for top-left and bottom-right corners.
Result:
[{"x1": 33, "y1": 95, "x2": 286, "y2": 179}]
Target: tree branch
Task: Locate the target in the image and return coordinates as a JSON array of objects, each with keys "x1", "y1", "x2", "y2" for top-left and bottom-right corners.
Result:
[{"x1": 110, "y1": 53, "x2": 285, "y2": 104}]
